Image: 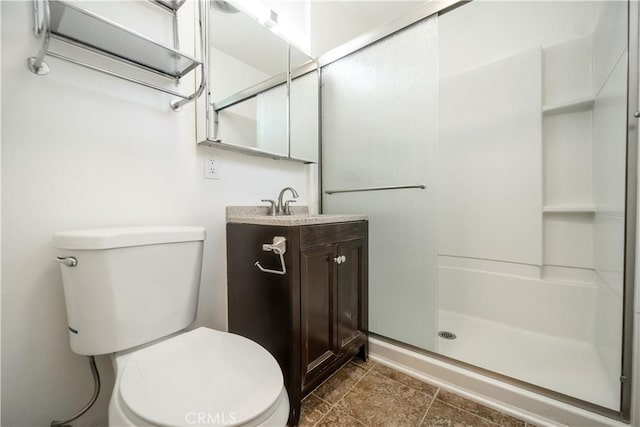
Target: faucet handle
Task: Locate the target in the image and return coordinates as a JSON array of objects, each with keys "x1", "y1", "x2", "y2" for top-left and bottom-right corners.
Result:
[
  {"x1": 261, "y1": 199, "x2": 277, "y2": 216},
  {"x1": 284, "y1": 199, "x2": 297, "y2": 215}
]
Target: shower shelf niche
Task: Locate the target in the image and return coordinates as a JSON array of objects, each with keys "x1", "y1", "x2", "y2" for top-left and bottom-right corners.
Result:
[
  {"x1": 541, "y1": 35, "x2": 597, "y2": 271},
  {"x1": 542, "y1": 205, "x2": 596, "y2": 213},
  {"x1": 542, "y1": 95, "x2": 595, "y2": 116},
  {"x1": 27, "y1": 0, "x2": 205, "y2": 111}
]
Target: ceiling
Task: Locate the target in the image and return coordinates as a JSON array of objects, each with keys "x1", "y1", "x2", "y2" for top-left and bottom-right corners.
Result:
[{"x1": 310, "y1": 1, "x2": 425, "y2": 57}]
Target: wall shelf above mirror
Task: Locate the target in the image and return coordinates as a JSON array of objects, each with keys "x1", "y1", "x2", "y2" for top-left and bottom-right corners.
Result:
[{"x1": 196, "y1": 0, "x2": 319, "y2": 164}]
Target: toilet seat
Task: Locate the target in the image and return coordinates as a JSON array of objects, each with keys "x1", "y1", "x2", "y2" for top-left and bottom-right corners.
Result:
[{"x1": 117, "y1": 327, "x2": 286, "y2": 426}]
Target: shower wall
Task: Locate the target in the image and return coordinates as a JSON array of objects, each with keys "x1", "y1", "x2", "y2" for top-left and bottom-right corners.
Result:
[
  {"x1": 436, "y1": 1, "x2": 627, "y2": 410},
  {"x1": 438, "y1": 46, "x2": 542, "y2": 265},
  {"x1": 322, "y1": 0, "x2": 629, "y2": 415}
]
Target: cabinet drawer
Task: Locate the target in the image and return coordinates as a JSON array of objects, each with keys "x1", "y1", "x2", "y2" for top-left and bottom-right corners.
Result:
[{"x1": 300, "y1": 221, "x2": 366, "y2": 249}]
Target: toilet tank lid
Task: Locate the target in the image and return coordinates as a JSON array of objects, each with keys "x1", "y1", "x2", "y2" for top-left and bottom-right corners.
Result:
[{"x1": 53, "y1": 226, "x2": 206, "y2": 250}]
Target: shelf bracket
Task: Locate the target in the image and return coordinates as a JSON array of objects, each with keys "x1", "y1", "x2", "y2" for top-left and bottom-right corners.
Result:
[
  {"x1": 170, "y1": 55, "x2": 206, "y2": 111},
  {"x1": 170, "y1": 0, "x2": 207, "y2": 111},
  {"x1": 27, "y1": 0, "x2": 51, "y2": 75}
]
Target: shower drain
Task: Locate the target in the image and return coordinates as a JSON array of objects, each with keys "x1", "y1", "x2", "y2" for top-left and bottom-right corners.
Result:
[{"x1": 437, "y1": 331, "x2": 457, "y2": 340}]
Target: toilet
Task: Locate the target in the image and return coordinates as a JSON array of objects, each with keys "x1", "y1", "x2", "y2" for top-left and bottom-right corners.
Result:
[{"x1": 53, "y1": 226, "x2": 289, "y2": 427}]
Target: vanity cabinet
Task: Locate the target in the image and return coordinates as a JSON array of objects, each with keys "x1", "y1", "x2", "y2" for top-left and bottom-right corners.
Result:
[
  {"x1": 299, "y1": 224, "x2": 367, "y2": 389},
  {"x1": 226, "y1": 220, "x2": 368, "y2": 426}
]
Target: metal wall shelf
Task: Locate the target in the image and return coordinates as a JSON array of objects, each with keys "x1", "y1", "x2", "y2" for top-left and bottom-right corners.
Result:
[{"x1": 28, "y1": 0, "x2": 205, "y2": 111}]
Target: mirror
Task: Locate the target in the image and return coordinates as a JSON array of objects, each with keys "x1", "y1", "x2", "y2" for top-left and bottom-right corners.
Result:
[
  {"x1": 208, "y1": 1, "x2": 289, "y2": 156},
  {"x1": 290, "y1": 67, "x2": 319, "y2": 162},
  {"x1": 201, "y1": 0, "x2": 319, "y2": 163}
]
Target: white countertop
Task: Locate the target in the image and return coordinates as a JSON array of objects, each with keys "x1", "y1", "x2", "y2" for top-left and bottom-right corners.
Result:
[{"x1": 226, "y1": 206, "x2": 367, "y2": 226}]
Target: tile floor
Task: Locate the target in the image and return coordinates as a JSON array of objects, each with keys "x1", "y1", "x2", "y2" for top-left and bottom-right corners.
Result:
[{"x1": 299, "y1": 358, "x2": 535, "y2": 427}]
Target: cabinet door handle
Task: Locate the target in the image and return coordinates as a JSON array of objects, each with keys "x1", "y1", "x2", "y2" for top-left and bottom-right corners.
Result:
[
  {"x1": 341, "y1": 255, "x2": 346, "y2": 263},
  {"x1": 333, "y1": 257, "x2": 342, "y2": 264}
]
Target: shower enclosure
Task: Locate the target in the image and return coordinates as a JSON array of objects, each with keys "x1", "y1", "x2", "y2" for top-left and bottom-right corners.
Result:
[{"x1": 321, "y1": 0, "x2": 636, "y2": 421}]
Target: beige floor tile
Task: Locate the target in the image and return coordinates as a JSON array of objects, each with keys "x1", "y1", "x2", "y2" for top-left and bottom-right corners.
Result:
[
  {"x1": 314, "y1": 362, "x2": 367, "y2": 403},
  {"x1": 372, "y1": 364, "x2": 439, "y2": 397},
  {"x1": 299, "y1": 394, "x2": 332, "y2": 427},
  {"x1": 337, "y1": 371, "x2": 433, "y2": 426},
  {"x1": 421, "y1": 399, "x2": 496, "y2": 427},
  {"x1": 315, "y1": 408, "x2": 367, "y2": 427},
  {"x1": 305, "y1": 357, "x2": 527, "y2": 427},
  {"x1": 436, "y1": 390, "x2": 525, "y2": 427},
  {"x1": 350, "y1": 356, "x2": 376, "y2": 372}
]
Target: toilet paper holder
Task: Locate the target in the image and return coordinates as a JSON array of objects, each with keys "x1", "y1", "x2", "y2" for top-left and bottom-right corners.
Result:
[{"x1": 255, "y1": 236, "x2": 287, "y2": 275}]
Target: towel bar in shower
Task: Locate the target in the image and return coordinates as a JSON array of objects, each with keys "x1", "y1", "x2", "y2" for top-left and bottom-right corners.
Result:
[
  {"x1": 325, "y1": 184, "x2": 426, "y2": 195},
  {"x1": 27, "y1": 0, "x2": 206, "y2": 111}
]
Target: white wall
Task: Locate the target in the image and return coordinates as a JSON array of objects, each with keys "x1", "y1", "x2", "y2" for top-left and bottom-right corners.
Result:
[
  {"x1": 210, "y1": 47, "x2": 267, "y2": 150},
  {"x1": 438, "y1": 1, "x2": 602, "y2": 79},
  {"x1": 0, "y1": 1, "x2": 313, "y2": 426},
  {"x1": 266, "y1": 1, "x2": 311, "y2": 54},
  {"x1": 309, "y1": 1, "x2": 422, "y2": 57},
  {"x1": 209, "y1": 47, "x2": 270, "y2": 109}
]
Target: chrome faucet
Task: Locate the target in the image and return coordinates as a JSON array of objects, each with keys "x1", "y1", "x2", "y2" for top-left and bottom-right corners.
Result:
[{"x1": 277, "y1": 187, "x2": 299, "y2": 215}]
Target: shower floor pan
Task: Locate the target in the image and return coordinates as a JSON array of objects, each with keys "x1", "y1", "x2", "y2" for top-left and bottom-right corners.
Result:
[{"x1": 437, "y1": 309, "x2": 619, "y2": 410}]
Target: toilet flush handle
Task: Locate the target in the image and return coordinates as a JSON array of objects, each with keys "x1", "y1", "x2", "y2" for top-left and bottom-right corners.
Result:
[{"x1": 55, "y1": 256, "x2": 77, "y2": 267}]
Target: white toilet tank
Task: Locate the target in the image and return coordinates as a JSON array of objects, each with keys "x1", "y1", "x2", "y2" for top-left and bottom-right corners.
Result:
[{"x1": 53, "y1": 226, "x2": 206, "y2": 356}]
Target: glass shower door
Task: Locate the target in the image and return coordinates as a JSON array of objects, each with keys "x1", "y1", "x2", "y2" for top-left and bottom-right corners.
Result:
[
  {"x1": 436, "y1": 1, "x2": 628, "y2": 410},
  {"x1": 322, "y1": 17, "x2": 440, "y2": 351}
]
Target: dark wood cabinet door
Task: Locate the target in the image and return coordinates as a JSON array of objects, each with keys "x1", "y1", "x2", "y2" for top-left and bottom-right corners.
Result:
[
  {"x1": 300, "y1": 244, "x2": 338, "y2": 387},
  {"x1": 337, "y1": 238, "x2": 365, "y2": 352}
]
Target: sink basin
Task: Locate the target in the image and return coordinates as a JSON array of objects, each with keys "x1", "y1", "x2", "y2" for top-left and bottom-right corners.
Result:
[{"x1": 226, "y1": 206, "x2": 367, "y2": 226}]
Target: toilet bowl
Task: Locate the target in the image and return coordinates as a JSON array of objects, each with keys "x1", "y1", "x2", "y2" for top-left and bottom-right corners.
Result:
[
  {"x1": 108, "y1": 328, "x2": 289, "y2": 427},
  {"x1": 52, "y1": 226, "x2": 289, "y2": 426}
]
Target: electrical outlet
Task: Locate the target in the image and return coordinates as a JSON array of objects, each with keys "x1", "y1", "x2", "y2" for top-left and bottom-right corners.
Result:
[{"x1": 204, "y1": 154, "x2": 220, "y2": 180}]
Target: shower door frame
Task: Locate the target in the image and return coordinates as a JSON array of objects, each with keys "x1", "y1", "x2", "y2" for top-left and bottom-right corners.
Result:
[
  {"x1": 621, "y1": 0, "x2": 638, "y2": 421},
  {"x1": 317, "y1": 0, "x2": 639, "y2": 422}
]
